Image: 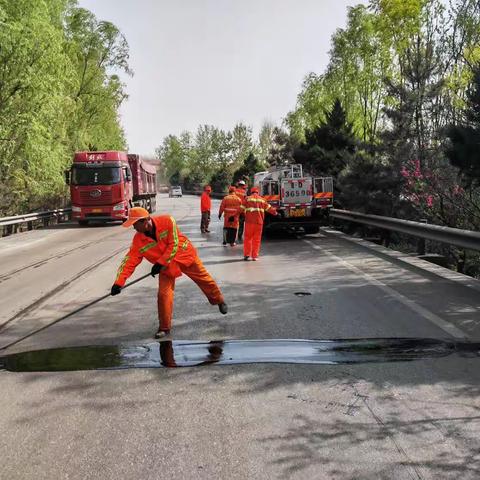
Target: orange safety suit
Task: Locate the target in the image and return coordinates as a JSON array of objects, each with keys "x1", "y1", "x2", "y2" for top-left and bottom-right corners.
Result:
[
  {"x1": 114, "y1": 215, "x2": 224, "y2": 331},
  {"x1": 200, "y1": 192, "x2": 211, "y2": 212},
  {"x1": 241, "y1": 193, "x2": 276, "y2": 259},
  {"x1": 219, "y1": 193, "x2": 242, "y2": 228},
  {"x1": 200, "y1": 191, "x2": 211, "y2": 232}
]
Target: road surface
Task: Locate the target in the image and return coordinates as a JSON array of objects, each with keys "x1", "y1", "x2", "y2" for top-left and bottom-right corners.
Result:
[{"x1": 1, "y1": 194, "x2": 479, "y2": 479}]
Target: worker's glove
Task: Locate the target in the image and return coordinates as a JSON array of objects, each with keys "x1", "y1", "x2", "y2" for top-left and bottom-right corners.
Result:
[
  {"x1": 151, "y1": 262, "x2": 166, "y2": 277},
  {"x1": 218, "y1": 214, "x2": 222, "y2": 220},
  {"x1": 111, "y1": 284, "x2": 122, "y2": 296}
]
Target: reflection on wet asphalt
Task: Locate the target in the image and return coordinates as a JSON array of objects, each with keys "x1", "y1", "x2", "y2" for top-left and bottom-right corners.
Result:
[{"x1": 1, "y1": 338, "x2": 479, "y2": 372}]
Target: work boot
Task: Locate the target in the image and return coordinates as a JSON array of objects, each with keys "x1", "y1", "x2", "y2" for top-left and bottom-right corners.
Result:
[
  {"x1": 244, "y1": 256, "x2": 249, "y2": 261},
  {"x1": 155, "y1": 329, "x2": 170, "y2": 339},
  {"x1": 252, "y1": 257, "x2": 258, "y2": 261},
  {"x1": 222, "y1": 242, "x2": 227, "y2": 246},
  {"x1": 218, "y1": 303, "x2": 228, "y2": 315}
]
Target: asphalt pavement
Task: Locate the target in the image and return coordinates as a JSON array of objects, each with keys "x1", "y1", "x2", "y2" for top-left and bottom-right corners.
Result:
[{"x1": 1, "y1": 194, "x2": 479, "y2": 479}]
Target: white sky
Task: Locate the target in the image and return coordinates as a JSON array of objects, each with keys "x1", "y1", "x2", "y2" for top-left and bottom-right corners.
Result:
[{"x1": 78, "y1": 0, "x2": 365, "y2": 155}]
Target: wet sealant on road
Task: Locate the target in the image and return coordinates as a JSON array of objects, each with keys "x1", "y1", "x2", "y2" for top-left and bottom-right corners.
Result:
[{"x1": 1, "y1": 338, "x2": 479, "y2": 372}]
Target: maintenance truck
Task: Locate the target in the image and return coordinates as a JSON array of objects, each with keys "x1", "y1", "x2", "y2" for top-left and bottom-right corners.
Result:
[
  {"x1": 66, "y1": 151, "x2": 157, "y2": 225},
  {"x1": 253, "y1": 164, "x2": 333, "y2": 234}
]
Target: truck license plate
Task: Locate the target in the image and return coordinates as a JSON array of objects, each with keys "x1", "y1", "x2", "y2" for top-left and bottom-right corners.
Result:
[
  {"x1": 92, "y1": 208, "x2": 102, "y2": 213},
  {"x1": 290, "y1": 208, "x2": 305, "y2": 217}
]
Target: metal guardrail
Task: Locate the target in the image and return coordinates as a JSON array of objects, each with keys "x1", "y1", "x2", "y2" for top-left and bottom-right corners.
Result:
[
  {"x1": 0, "y1": 208, "x2": 72, "y2": 237},
  {"x1": 330, "y1": 209, "x2": 480, "y2": 252}
]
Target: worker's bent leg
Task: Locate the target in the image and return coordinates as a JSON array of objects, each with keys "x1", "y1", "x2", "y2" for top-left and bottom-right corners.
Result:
[
  {"x1": 181, "y1": 257, "x2": 224, "y2": 305},
  {"x1": 158, "y1": 273, "x2": 176, "y2": 331},
  {"x1": 243, "y1": 222, "x2": 253, "y2": 257},
  {"x1": 252, "y1": 224, "x2": 263, "y2": 258}
]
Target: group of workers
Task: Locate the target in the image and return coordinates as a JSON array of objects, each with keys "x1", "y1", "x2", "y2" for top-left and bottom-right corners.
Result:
[
  {"x1": 110, "y1": 180, "x2": 275, "y2": 340},
  {"x1": 202, "y1": 180, "x2": 277, "y2": 261}
]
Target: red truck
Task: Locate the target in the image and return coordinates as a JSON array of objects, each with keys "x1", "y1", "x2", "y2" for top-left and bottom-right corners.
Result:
[{"x1": 66, "y1": 151, "x2": 157, "y2": 225}]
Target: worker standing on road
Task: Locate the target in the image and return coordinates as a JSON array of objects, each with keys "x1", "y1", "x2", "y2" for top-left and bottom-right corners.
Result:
[
  {"x1": 218, "y1": 186, "x2": 242, "y2": 246},
  {"x1": 235, "y1": 180, "x2": 248, "y2": 242},
  {"x1": 111, "y1": 207, "x2": 228, "y2": 338},
  {"x1": 200, "y1": 185, "x2": 212, "y2": 233},
  {"x1": 241, "y1": 187, "x2": 277, "y2": 261}
]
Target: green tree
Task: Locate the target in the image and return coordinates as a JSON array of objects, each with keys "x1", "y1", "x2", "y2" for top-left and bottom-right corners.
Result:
[
  {"x1": 266, "y1": 127, "x2": 296, "y2": 166},
  {"x1": 294, "y1": 99, "x2": 356, "y2": 177},
  {"x1": 232, "y1": 152, "x2": 262, "y2": 185},
  {"x1": 64, "y1": 6, "x2": 130, "y2": 152},
  {"x1": 0, "y1": 1, "x2": 130, "y2": 215},
  {"x1": 446, "y1": 64, "x2": 480, "y2": 189}
]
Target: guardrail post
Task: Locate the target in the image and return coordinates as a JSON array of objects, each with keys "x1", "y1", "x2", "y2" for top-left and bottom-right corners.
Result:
[
  {"x1": 417, "y1": 219, "x2": 427, "y2": 255},
  {"x1": 27, "y1": 221, "x2": 33, "y2": 231}
]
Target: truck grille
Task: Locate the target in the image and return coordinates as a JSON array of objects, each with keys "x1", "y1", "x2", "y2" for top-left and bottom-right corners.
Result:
[{"x1": 79, "y1": 190, "x2": 113, "y2": 205}]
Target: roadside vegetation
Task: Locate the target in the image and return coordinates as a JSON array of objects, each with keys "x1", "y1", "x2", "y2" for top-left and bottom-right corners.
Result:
[{"x1": 0, "y1": 0, "x2": 130, "y2": 215}]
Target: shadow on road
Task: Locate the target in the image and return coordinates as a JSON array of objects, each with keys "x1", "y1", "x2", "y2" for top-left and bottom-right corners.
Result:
[{"x1": 4, "y1": 222, "x2": 480, "y2": 479}]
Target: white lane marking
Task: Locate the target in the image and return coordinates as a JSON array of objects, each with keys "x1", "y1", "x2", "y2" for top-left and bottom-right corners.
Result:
[{"x1": 304, "y1": 239, "x2": 468, "y2": 339}]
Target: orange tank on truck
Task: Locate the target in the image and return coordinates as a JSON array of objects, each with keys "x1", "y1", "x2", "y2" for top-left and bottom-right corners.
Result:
[
  {"x1": 253, "y1": 164, "x2": 333, "y2": 234},
  {"x1": 65, "y1": 151, "x2": 157, "y2": 226}
]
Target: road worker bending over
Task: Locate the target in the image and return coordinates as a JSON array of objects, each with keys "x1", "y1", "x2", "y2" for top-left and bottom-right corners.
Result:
[
  {"x1": 200, "y1": 185, "x2": 212, "y2": 233},
  {"x1": 235, "y1": 180, "x2": 247, "y2": 242},
  {"x1": 241, "y1": 186, "x2": 277, "y2": 261},
  {"x1": 218, "y1": 186, "x2": 242, "y2": 246},
  {"x1": 111, "y1": 207, "x2": 228, "y2": 338}
]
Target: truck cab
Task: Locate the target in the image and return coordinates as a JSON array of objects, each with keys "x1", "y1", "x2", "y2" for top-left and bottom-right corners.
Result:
[{"x1": 66, "y1": 151, "x2": 157, "y2": 226}]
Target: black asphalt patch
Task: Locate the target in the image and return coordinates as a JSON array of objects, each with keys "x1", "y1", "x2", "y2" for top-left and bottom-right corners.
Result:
[{"x1": 1, "y1": 338, "x2": 479, "y2": 372}]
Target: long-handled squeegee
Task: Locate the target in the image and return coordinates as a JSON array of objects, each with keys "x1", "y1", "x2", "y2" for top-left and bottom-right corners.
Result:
[{"x1": 0, "y1": 273, "x2": 151, "y2": 352}]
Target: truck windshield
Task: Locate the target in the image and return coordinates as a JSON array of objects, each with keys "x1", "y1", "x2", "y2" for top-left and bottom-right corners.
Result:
[{"x1": 71, "y1": 166, "x2": 121, "y2": 186}]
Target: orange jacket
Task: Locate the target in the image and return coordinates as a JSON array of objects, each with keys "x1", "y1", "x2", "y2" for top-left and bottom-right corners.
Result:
[
  {"x1": 219, "y1": 193, "x2": 242, "y2": 228},
  {"x1": 241, "y1": 193, "x2": 277, "y2": 225},
  {"x1": 200, "y1": 192, "x2": 211, "y2": 212},
  {"x1": 115, "y1": 215, "x2": 197, "y2": 286}
]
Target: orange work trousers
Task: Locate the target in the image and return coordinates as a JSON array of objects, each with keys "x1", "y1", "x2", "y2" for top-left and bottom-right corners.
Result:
[
  {"x1": 243, "y1": 223, "x2": 263, "y2": 259},
  {"x1": 157, "y1": 256, "x2": 224, "y2": 331}
]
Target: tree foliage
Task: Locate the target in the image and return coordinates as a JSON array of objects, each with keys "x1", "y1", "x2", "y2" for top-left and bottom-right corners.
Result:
[
  {"x1": 156, "y1": 123, "x2": 259, "y2": 191},
  {"x1": 294, "y1": 99, "x2": 356, "y2": 178},
  {"x1": 446, "y1": 64, "x2": 480, "y2": 188},
  {"x1": 0, "y1": 0, "x2": 130, "y2": 215}
]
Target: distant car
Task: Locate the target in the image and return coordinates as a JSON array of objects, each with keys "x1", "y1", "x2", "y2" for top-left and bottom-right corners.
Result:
[{"x1": 169, "y1": 186, "x2": 182, "y2": 197}]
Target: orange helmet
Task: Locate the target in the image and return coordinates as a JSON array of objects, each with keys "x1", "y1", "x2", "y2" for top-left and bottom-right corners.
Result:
[
  {"x1": 250, "y1": 186, "x2": 259, "y2": 194},
  {"x1": 204, "y1": 185, "x2": 212, "y2": 192},
  {"x1": 228, "y1": 186, "x2": 236, "y2": 193},
  {"x1": 122, "y1": 207, "x2": 150, "y2": 228}
]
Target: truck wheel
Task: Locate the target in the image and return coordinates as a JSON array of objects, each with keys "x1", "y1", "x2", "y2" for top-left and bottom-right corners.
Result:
[
  {"x1": 304, "y1": 225, "x2": 320, "y2": 234},
  {"x1": 78, "y1": 219, "x2": 89, "y2": 226}
]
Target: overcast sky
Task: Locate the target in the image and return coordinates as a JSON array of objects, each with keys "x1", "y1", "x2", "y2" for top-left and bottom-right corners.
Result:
[{"x1": 78, "y1": 0, "x2": 365, "y2": 156}]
